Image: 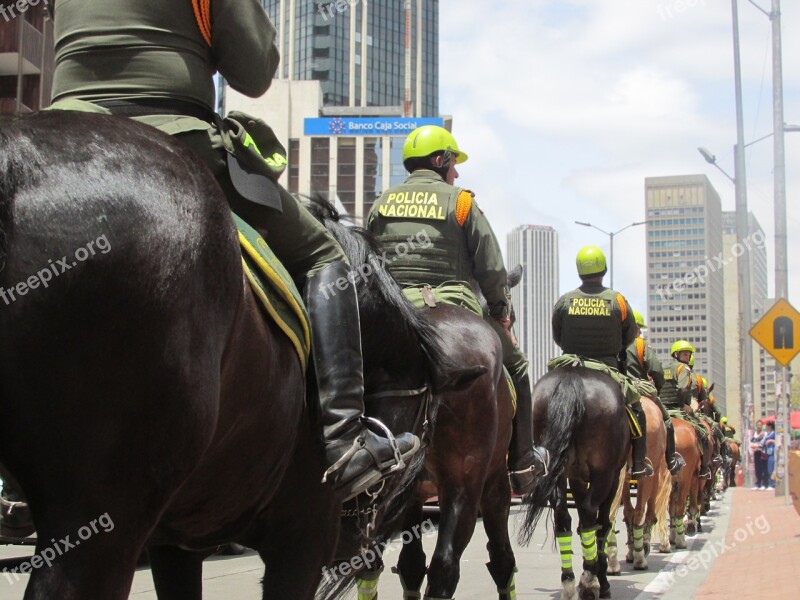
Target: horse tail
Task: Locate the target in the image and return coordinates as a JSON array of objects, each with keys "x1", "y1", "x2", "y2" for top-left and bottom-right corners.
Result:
[
  {"x1": 653, "y1": 465, "x2": 672, "y2": 547},
  {"x1": 519, "y1": 369, "x2": 586, "y2": 545}
]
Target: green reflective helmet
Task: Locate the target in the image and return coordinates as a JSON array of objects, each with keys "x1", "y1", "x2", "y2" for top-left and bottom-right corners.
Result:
[
  {"x1": 671, "y1": 339, "x2": 695, "y2": 356},
  {"x1": 688, "y1": 355, "x2": 695, "y2": 367},
  {"x1": 576, "y1": 245, "x2": 607, "y2": 277},
  {"x1": 721, "y1": 416, "x2": 728, "y2": 424},
  {"x1": 633, "y1": 310, "x2": 647, "y2": 329},
  {"x1": 403, "y1": 125, "x2": 468, "y2": 164}
]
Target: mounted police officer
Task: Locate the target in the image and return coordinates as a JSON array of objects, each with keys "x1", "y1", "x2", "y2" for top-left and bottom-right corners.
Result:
[
  {"x1": 695, "y1": 375, "x2": 725, "y2": 467},
  {"x1": 47, "y1": 0, "x2": 418, "y2": 501},
  {"x1": 660, "y1": 341, "x2": 713, "y2": 479},
  {"x1": 626, "y1": 310, "x2": 686, "y2": 475},
  {"x1": 366, "y1": 125, "x2": 549, "y2": 495},
  {"x1": 552, "y1": 246, "x2": 652, "y2": 478}
]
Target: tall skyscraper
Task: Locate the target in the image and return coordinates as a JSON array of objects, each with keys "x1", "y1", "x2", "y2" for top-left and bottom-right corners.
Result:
[
  {"x1": 230, "y1": 2, "x2": 441, "y2": 223},
  {"x1": 507, "y1": 225, "x2": 560, "y2": 384},
  {"x1": 262, "y1": 0, "x2": 438, "y2": 115},
  {"x1": 0, "y1": 4, "x2": 54, "y2": 114},
  {"x1": 645, "y1": 175, "x2": 726, "y2": 412},
  {"x1": 722, "y1": 211, "x2": 769, "y2": 430}
]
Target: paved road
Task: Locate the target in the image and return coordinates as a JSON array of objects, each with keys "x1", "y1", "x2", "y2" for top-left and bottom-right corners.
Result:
[{"x1": 0, "y1": 493, "x2": 735, "y2": 599}]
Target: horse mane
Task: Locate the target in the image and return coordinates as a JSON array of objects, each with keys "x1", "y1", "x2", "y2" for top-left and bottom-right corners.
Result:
[{"x1": 302, "y1": 194, "x2": 456, "y2": 383}]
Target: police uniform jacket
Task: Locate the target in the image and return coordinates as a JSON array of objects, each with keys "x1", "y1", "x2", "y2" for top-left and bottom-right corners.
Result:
[
  {"x1": 551, "y1": 282, "x2": 636, "y2": 368},
  {"x1": 52, "y1": 0, "x2": 278, "y2": 112},
  {"x1": 366, "y1": 170, "x2": 510, "y2": 318},
  {"x1": 626, "y1": 336, "x2": 666, "y2": 392},
  {"x1": 660, "y1": 359, "x2": 694, "y2": 409}
]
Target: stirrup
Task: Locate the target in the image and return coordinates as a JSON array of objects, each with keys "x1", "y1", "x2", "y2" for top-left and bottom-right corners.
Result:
[
  {"x1": 631, "y1": 458, "x2": 654, "y2": 478},
  {"x1": 321, "y1": 417, "x2": 407, "y2": 485},
  {"x1": 668, "y1": 453, "x2": 686, "y2": 476},
  {"x1": 510, "y1": 447, "x2": 550, "y2": 478},
  {"x1": 699, "y1": 467, "x2": 712, "y2": 480},
  {"x1": 712, "y1": 454, "x2": 723, "y2": 466}
]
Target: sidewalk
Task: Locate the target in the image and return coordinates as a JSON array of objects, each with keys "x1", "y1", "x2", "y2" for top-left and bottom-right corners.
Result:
[{"x1": 696, "y1": 487, "x2": 800, "y2": 598}]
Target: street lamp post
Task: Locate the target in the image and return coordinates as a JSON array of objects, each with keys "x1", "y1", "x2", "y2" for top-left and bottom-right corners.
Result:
[{"x1": 574, "y1": 221, "x2": 647, "y2": 289}]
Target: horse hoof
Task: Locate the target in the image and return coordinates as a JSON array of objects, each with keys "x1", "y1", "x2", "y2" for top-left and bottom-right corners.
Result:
[
  {"x1": 599, "y1": 583, "x2": 612, "y2": 599},
  {"x1": 685, "y1": 523, "x2": 696, "y2": 536}
]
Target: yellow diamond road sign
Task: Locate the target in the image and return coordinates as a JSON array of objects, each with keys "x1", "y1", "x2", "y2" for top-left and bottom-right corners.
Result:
[{"x1": 750, "y1": 298, "x2": 800, "y2": 366}]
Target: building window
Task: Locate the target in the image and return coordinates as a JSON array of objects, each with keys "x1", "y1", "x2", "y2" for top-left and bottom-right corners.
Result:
[
  {"x1": 337, "y1": 137, "x2": 356, "y2": 217},
  {"x1": 311, "y1": 138, "x2": 330, "y2": 196},
  {"x1": 288, "y1": 139, "x2": 300, "y2": 194}
]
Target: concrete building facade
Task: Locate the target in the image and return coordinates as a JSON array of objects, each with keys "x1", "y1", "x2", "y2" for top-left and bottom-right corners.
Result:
[
  {"x1": 507, "y1": 225, "x2": 560, "y2": 385},
  {"x1": 645, "y1": 175, "x2": 726, "y2": 413},
  {"x1": 721, "y1": 211, "x2": 770, "y2": 430}
]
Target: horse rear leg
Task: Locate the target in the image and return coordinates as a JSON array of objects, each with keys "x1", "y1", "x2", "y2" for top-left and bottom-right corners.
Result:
[
  {"x1": 148, "y1": 545, "x2": 208, "y2": 600},
  {"x1": 596, "y1": 471, "x2": 621, "y2": 599},
  {"x1": 423, "y1": 476, "x2": 484, "y2": 599},
  {"x1": 479, "y1": 463, "x2": 515, "y2": 600},
  {"x1": 393, "y1": 500, "x2": 428, "y2": 599},
  {"x1": 552, "y1": 479, "x2": 577, "y2": 600}
]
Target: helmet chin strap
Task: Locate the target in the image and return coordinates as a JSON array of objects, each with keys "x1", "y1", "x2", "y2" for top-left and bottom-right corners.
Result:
[{"x1": 429, "y1": 151, "x2": 453, "y2": 180}]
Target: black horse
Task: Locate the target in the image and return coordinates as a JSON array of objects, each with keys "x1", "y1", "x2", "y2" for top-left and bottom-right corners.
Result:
[
  {"x1": 307, "y1": 200, "x2": 519, "y2": 600},
  {"x1": 0, "y1": 111, "x2": 448, "y2": 599},
  {"x1": 520, "y1": 368, "x2": 629, "y2": 600}
]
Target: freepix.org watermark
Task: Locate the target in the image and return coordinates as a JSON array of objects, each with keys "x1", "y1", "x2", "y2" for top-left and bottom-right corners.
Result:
[
  {"x1": 0, "y1": 0, "x2": 48, "y2": 24},
  {"x1": 317, "y1": 0, "x2": 361, "y2": 22},
  {"x1": 319, "y1": 230, "x2": 432, "y2": 300},
  {"x1": 322, "y1": 518, "x2": 435, "y2": 582},
  {"x1": 656, "y1": 0, "x2": 707, "y2": 22},
  {"x1": 662, "y1": 513, "x2": 769, "y2": 587},
  {"x1": 655, "y1": 231, "x2": 765, "y2": 300},
  {"x1": 2, "y1": 512, "x2": 115, "y2": 584},
  {"x1": 0, "y1": 234, "x2": 111, "y2": 306}
]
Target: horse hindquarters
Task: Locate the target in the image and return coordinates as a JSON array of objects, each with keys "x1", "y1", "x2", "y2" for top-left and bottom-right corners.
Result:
[{"x1": 0, "y1": 113, "x2": 241, "y2": 599}]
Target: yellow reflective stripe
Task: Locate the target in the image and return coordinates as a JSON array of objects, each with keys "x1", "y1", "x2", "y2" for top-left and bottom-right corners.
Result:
[
  {"x1": 356, "y1": 577, "x2": 379, "y2": 600},
  {"x1": 580, "y1": 530, "x2": 598, "y2": 563},
  {"x1": 557, "y1": 533, "x2": 573, "y2": 569}
]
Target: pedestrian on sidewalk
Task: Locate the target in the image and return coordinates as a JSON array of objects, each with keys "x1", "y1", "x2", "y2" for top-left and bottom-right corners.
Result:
[
  {"x1": 763, "y1": 421, "x2": 776, "y2": 489},
  {"x1": 750, "y1": 420, "x2": 767, "y2": 489}
]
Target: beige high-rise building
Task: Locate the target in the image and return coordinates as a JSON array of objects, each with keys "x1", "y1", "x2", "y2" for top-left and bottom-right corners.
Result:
[
  {"x1": 721, "y1": 211, "x2": 769, "y2": 431},
  {"x1": 645, "y1": 175, "x2": 726, "y2": 412}
]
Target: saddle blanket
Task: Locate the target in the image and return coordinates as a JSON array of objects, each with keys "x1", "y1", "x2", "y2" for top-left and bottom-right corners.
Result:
[{"x1": 233, "y1": 213, "x2": 310, "y2": 373}]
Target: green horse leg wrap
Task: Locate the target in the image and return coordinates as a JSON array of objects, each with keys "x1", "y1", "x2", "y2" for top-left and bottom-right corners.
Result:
[
  {"x1": 676, "y1": 518, "x2": 685, "y2": 535},
  {"x1": 356, "y1": 567, "x2": 383, "y2": 600},
  {"x1": 632, "y1": 526, "x2": 645, "y2": 552},
  {"x1": 496, "y1": 566, "x2": 518, "y2": 600},
  {"x1": 580, "y1": 528, "x2": 598, "y2": 564},
  {"x1": 557, "y1": 531, "x2": 573, "y2": 571}
]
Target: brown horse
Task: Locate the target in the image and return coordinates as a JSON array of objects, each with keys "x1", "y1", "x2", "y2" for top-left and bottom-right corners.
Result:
[
  {"x1": 307, "y1": 200, "x2": 519, "y2": 600},
  {"x1": 725, "y1": 440, "x2": 741, "y2": 488},
  {"x1": 607, "y1": 396, "x2": 670, "y2": 572},
  {"x1": 521, "y1": 367, "x2": 629, "y2": 600},
  {"x1": 667, "y1": 418, "x2": 702, "y2": 550},
  {"x1": 0, "y1": 112, "x2": 448, "y2": 599}
]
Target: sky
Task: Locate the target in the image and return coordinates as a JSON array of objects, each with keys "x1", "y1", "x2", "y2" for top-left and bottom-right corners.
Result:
[{"x1": 438, "y1": 0, "x2": 800, "y2": 318}]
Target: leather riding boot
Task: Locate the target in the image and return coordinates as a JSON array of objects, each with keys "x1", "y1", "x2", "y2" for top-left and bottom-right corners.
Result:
[
  {"x1": 306, "y1": 261, "x2": 420, "y2": 501},
  {"x1": 630, "y1": 402, "x2": 653, "y2": 478},
  {"x1": 664, "y1": 420, "x2": 686, "y2": 476},
  {"x1": 507, "y1": 372, "x2": 549, "y2": 495}
]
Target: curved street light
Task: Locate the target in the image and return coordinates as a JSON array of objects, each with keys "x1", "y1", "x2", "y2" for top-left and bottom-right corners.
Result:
[{"x1": 574, "y1": 220, "x2": 647, "y2": 289}]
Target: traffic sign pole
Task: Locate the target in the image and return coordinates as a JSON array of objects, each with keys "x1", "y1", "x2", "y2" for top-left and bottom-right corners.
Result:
[{"x1": 749, "y1": 298, "x2": 798, "y2": 505}]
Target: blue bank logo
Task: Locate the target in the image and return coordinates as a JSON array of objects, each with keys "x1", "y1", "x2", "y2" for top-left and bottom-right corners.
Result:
[{"x1": 305, "y1": 117, "x2": 444, "y2": 136}]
